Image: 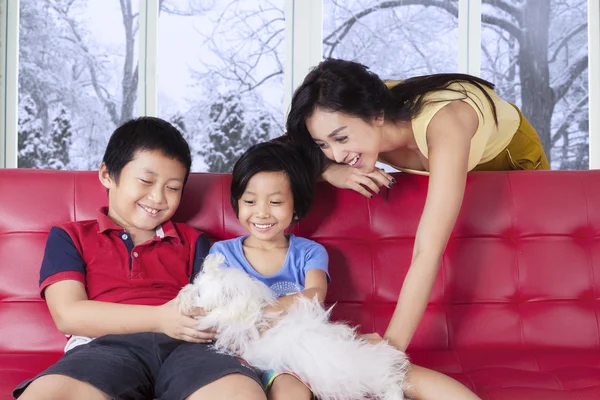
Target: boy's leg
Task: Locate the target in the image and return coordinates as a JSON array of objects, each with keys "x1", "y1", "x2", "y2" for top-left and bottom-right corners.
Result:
[
  {"x1": 156, "y1": 342, "x2": 266, "y2": 400},
  {"x1": 13, "y1": 333, "x2": 163, "y2": 400},
  {"x1": 17, "y1": 375, "x2": 110, "y2": 400},
  {"x1": 267, "y1": 374, "x2": 312, "y2": 400},
  {"x1": 405, "y1": 364, "x2": 481, "y2": 400}
]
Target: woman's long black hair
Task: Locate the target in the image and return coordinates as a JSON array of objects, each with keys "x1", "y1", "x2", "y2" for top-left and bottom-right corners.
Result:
[{"x1": 285, "y1": 58, "x2": 498, "y2": 174}]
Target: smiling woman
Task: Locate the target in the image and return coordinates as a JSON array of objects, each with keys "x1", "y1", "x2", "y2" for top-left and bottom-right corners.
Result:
[{"x1": 282, "y1": 57, "x2": 553, "y2": 400}]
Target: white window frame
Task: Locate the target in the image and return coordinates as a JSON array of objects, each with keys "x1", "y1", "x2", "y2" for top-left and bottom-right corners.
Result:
[
  {"x1": 458, "y1": 0, "x2": 481, "y2": 76},
  {"x1": 589, "y1": 0, "x2": 599, "y2": 169},
  {"x1": 0, "y1": 0, "x2": 598, "y2": 169},
  {"x1": 138, "y1": 0, "x2": 158, "y2": 117},
  {"x1": 0, "y1": 0, "x2": 18, "y2": 168},
  {"x1": 284, "y1": 0, "x2": 322, "y2": 120}
]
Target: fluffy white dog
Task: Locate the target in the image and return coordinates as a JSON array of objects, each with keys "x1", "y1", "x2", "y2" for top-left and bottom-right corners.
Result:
[{"x1": 176, "y1": 253, "x2": 409, "y2": 400}]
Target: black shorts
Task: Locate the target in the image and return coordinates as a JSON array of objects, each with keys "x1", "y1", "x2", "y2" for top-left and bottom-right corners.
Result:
[{"x1": 13, "y1": 332, "x2": 261, "y2": 400}]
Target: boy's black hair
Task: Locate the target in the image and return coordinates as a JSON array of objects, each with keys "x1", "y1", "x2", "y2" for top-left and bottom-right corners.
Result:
[
  {"x1": 102, "y1": 116, "x2": 192, "y2": 183},
  {"x1": 231, "y1": 141, "x2": 316, "y2": 224}
]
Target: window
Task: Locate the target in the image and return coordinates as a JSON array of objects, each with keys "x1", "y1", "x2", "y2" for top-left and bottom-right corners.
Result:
[
  {"x1": 323, "y1": 0, "x2": 459, "y2": 77},
  {"x1": 481, "y1": 0, "x2": 589, "y2": 170},
  {"x1": 18, "y1": 0, "x2": 139, "y2": 170},
  {"x1": 157, "y1": 0, "x2": 286, "y2": 172},
  {"x1": 3, "y1": 0, "x2": 598, "y2": 170}
]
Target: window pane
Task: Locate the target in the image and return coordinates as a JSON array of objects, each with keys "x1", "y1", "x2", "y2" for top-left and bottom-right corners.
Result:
[
  {"x1": 158, "y1": 0, "x2": 285, "y2": 172},
  {"x1": 18, "y1": 0, "x2": 139, "y2": 170},
  {"x1": 481, "y1": 0, "x2": 589, "y2": 169},
  {"x1": 324, "y1": 0, "x2": 459, "y2": 77},
  {"x1": 324, "y1": 0, "x2": 459, "y2": 171}
]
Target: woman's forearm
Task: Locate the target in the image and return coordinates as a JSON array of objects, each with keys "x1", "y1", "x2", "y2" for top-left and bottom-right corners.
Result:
[{"x1": 383, "y1": 253, "x2": 442, "y2": 351}]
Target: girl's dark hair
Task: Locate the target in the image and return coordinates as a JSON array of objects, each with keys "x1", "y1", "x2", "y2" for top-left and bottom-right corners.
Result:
[
  {"x1": 285, "y1": 58, "x2": 498, "y2": 173},
  {"x1": 230, "y1": 141, "x2": 316, "y2": 224},
  {"x1": 102, "y1": 116, "x2": 192, "y2": 184}
]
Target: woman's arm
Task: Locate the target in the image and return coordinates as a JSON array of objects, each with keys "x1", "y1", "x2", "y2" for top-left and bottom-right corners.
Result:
[{"x1": 383, "y1": 100, "x2": 478, "y2": 351}]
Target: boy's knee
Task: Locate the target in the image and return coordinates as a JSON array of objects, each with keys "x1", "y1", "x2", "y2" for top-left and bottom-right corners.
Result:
[{"x1": 18, "y1": 374, "x2": 109, "y2": 400}]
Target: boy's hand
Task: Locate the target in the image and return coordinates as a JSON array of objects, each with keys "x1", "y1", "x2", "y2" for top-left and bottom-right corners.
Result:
[{"x1": 156, "y1": 299, "x2": 217, "y2": 343}]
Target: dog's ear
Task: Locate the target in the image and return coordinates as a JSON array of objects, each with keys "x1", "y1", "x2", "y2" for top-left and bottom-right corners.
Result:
[{"x1": 202, "y1": 253, "x2": 226, "y2": 273}]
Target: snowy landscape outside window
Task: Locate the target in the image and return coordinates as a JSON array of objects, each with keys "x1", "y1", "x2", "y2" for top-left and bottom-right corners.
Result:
[
  {"x1": 18, "y1": 0, "x2": 139, "y2": 170},
  {"x1": 324, "y1": 0, "x2": 459, "y2": 78},
  {"x1": 158, "y1": 0, "x2": 285, "y2": 172},
  {"x1": 481, "y1": 0, "x2": 589, "y2": 170},
  {"x1": 16, "y1": 0, "x2": 590, "y2": 171}
]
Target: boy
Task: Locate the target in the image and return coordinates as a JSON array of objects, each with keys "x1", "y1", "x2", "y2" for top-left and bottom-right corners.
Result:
[{"x1": 14, "y1": 117, "x2": 266, "y2": 400}]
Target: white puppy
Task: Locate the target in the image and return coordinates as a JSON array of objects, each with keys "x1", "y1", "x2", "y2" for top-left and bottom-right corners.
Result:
[{"x1": 176, "y1": 253, "x2": 409, "y2": 400}]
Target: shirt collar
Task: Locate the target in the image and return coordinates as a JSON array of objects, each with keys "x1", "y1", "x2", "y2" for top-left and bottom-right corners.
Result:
[{"x1": 96, "y1": 207, "x2": 181, "y2": 244}]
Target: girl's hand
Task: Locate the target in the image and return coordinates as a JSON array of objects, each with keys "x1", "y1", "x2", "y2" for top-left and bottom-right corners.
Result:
[{"x1": 322, "y1": 163, "x2": 395, "y2": 198}]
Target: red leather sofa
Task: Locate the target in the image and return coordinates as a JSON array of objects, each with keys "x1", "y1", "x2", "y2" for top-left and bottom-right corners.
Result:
[{"x1": 1, "y1": 169, "x2": 599, "y2": 399}]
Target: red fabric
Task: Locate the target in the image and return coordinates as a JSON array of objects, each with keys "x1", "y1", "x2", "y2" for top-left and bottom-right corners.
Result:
[{"x1": 1, "y1": 169, "x2": 599, "y2": 399}]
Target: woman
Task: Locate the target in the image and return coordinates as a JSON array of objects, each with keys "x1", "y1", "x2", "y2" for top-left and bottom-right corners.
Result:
[{"x1": 284, "y1": 58, "x2": 549, "y2": 398}]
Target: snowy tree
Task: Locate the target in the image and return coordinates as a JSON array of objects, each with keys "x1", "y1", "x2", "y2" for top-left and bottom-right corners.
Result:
[
  {"x1": 18, "y1": 97, "x2": 72, "y2": 169},
  {"x1": 200, "y1": 93, "x2": 272, "y2": 172},
  {"x1": 18, "y1": 0, "x2": 139, "y2": 170}
]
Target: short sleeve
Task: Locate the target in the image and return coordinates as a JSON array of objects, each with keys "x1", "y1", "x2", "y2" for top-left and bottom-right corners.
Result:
[
  {"x1": 303, "y1": 242, "x2": 330, "y2": 283},
  {"x1": 191, "y1": 234, "x2": 211, "y2": 281},
  {"x1": 208, "y1": 240, "x2": 224, "y2": 256},
  {"x1": 39, "y1": 226, "x2": 86, "y2": 298}
]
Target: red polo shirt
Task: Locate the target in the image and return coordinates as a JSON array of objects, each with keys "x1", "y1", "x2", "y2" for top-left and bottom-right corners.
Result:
[{"x1": 39, "y1": 208, "x2": 209, "y2": 306}]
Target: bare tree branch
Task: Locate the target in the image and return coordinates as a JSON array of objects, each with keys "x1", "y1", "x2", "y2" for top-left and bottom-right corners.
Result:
[
  {"x1": 552, "y1": 50, "x2": 588, "y2": 101},
  {"x1": 551, "y1": 94, "x2": 588, "y2": 146},
  {"x1": 481, "y1": 13, "x2": 521, "y2": 41},
  {"x1": 482, "y1": 0, "x2": 522, "y2": 21},
  {"x1": 47, "y1": 2, "x2": 119, "y2": 124},
  {"x1": 549, "y1": 23, "x2": 588, "y2": 63},
  {"x1": 240, "y1": 69, "x2": 283, "y2": 94},
  {"x1": 323, "y1": 0, "x2": 459, "y2": 58}
]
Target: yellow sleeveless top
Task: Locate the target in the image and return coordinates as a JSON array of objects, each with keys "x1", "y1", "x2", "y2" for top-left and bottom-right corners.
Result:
[{"x1": 379, "y1": 80, "x2": 520, "y2": 175}]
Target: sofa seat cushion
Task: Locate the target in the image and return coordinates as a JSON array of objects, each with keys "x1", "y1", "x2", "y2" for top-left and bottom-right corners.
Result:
[
  {"x1": 410, "y1": 350, "x2": 600, "y2": 399},
  {"x1": 0, "y1": 353, "x2": 61, "y2": 400}
]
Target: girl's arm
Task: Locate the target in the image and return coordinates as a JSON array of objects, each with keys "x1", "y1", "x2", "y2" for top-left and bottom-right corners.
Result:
[
  {"x1": 269, "y1": 269, "x2": 328, "y2": 312},
  {"x1": 383, "y1": 100, "x2": 477, "y2": 351}
]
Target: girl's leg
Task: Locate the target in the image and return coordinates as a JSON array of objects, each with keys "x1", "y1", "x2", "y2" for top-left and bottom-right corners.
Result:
[
  {"x1": 405, "y1": 364, "x2": 481, "y2": 400},
  {"x1": 187, "y1": 373, "x2": 266, "y2": 400},
  {"x1": 268, "y1": 373, "x2": 312, "y2": 400}
]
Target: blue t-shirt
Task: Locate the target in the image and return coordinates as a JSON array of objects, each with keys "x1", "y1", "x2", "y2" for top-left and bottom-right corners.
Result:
[{"x1": 209, "y1": 234, "x2": 329, "y2": 298}]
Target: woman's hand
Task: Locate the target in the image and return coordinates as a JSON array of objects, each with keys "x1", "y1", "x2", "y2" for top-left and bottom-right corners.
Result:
[
  {"x1": 322, "y1": 163, "x2": 395, "y2": 198},
  {"x1": 359, "y1": 332, "x2": 386, "y2": 344}
]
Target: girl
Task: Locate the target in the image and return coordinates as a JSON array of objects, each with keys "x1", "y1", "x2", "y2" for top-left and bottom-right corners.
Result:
[
  {"x1": 210, "y1": 141, "x2": 481, "y2": 400},
  {"x1": 284, "y1": 58, "x2": 549, "y2": 354}
]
